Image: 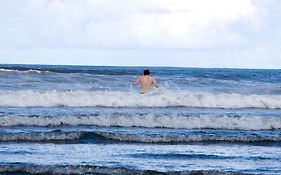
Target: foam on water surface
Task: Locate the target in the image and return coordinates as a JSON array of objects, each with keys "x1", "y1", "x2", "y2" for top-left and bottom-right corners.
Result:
[
  {"x1": 1, "y1": 113, "x2": 281, "y2": 130},
  {"x1": 1, "y1": 90, "x2": 281, "y2": 108},
  {"x1": 0, "y1": 65, "x2": 281, "y2": 174}
]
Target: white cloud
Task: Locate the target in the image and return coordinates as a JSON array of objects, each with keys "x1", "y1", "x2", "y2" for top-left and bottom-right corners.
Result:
[
  {"x1": 14, "y1": 0, "x2": 257, "y2": 49},
  {"x1": 0, "y1": 0, "x2": 280, "y2": 68}
]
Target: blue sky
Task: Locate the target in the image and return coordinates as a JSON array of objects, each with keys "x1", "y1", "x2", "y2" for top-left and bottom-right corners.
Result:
[{"x1": 0, "y1": 0, "x2": 281, "y2": 68}]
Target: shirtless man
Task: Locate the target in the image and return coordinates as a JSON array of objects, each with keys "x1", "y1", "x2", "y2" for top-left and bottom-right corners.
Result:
[{"x1": 131, "y1": 69, "x2": 159, "y2": 93}]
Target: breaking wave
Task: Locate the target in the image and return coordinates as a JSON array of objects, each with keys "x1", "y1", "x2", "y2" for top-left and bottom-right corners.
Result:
[
  {"x1": 1, "y1": 130, "x2": 280, "y2": 143},
  {"x1": 0, "y1": 68, "x2": 48, "y2": 74},
  {"x1": 0, "y1": 90, "x2": 281, "y2": 108},
  {"x1": 0, "y1": 130, "x2": 82, "y2": 142},
  {"x1": 1, "y1": 114, "x2": 280, "y2": 130},
  {"x1": 95, "y1": 131, "x2": 281, "y2": 143},
  {"x1": 0, "y1": 66, "x2": 136, "y2": 75}
]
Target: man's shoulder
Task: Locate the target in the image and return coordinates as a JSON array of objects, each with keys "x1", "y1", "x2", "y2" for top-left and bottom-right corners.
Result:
[{"x1": 142, "y1": 75, "x2": 154, "y2": 79}]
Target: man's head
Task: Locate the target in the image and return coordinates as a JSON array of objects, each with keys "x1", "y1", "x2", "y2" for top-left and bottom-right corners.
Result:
[{"x1": 143, "y1": 69, "x2": 150, "y2": 76}]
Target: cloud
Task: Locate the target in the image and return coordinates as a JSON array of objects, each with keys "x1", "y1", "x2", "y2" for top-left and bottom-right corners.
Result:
[
  {"x1": 12, "y1": 0, "x2": 258, "y2": 49},
  {"x1": 0, "y1": 0, "x2": 280, "y2": 68}
]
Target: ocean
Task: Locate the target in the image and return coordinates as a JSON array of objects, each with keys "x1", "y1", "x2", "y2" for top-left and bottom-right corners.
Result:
[{"x1": 0, "y1": 64, "x2": 280, "y2": 175}]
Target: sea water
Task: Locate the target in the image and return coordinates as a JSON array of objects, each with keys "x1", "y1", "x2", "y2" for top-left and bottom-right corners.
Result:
[{"x1": 0, "y1": 64, "x2": 280, "y2": 174}]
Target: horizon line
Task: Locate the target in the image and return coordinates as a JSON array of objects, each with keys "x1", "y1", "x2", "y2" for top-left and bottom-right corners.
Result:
[{"x1": 0, "y1": 63, "x2": 280, "y2": 70}]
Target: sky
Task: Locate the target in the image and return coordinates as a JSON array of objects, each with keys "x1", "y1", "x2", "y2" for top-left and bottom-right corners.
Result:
[{"x1": 0, "y1": 0, "x2": 281, "y2": 68}]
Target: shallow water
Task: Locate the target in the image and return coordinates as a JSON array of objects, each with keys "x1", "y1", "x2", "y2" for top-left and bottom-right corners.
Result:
[{"x1": 0, "y1": 64, "x2": 280, "y2": 174}]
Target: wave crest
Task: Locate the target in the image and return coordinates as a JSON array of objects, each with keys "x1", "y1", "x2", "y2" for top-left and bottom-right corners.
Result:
[
  {"x1": 1, "y1": 114, "x2": 280, "y2": 130},
  {"x1": 0, "y1": 90, "x2": 281, "y2": 108},
  {"x1": 1, "y1": 130, "x2": 280, "y2": 143}
]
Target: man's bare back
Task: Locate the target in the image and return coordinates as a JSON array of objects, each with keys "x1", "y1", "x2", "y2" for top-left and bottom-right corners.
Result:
[{"x1": 132, "y1": 69, "x2": 159, "y2": 93}]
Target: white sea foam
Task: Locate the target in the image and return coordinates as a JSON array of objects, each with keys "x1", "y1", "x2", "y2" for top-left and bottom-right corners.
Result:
[
  {"x1": 0, "y1": 68, "x2": 16, "y2": 72},
  {"x1": 1, "y1": 114, "x2": 280, "y2": 130},
  {"x1": 96, "y1": 132, "x2": 281, "y2": 143},
  {"x1": 0, "y1": 68, "x2": 47, "y2": 74},
  {"x1": 1, "y1": 130, "x2": 280, "y2": 143},
  {"x1": 0, "y1": 131, "x2": 81, "y2": 141},
  {"x1": 0, "y1": 90, "x2": 281, "y2": 108}
]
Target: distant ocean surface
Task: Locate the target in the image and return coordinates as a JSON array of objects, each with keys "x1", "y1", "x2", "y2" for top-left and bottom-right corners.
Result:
[{"x1": 0, "y1": 64, "x2": 280, "y2": 175}]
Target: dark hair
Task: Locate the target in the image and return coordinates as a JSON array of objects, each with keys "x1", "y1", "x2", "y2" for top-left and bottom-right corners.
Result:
[{"x1": 143, "y1": 69, "x2": 150, "y2": 75}]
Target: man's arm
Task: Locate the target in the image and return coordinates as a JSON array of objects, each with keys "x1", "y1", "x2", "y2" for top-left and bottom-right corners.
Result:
[
  {"x1": 152, "y1": 77, "x2": 159, "y2": 88},
  {"x1": 132, "y1": 77, "x2": 141, "y2": 87}
]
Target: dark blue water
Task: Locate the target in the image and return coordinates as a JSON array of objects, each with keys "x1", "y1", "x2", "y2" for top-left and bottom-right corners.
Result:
[{"x1": 0, "y1": 64, "x2": 281, "y2": 174}]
